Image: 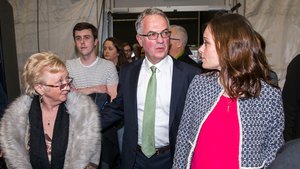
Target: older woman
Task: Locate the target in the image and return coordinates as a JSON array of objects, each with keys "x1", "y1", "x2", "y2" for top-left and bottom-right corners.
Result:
[
  {"x1": 172, "y1": 13, "x2": 284, "y2": 169},
  {"x1": 0, "y1": 52, "x2": 100, "y2": 169}
]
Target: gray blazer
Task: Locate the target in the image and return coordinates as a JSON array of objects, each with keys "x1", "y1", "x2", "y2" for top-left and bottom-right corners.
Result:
[{"x1": 173, "y1": 72, "x2": 284, "y2": 169}]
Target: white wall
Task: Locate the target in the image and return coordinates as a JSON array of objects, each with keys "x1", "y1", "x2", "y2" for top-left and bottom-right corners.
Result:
[
  {"x1": 114, "y1": 0, "x2": 225, "y2": 7},
  {"x1": 111, "y1": 0, "x2": 230, "y2": 12},
  {"x1": 245, "y1": 0, "x2": 300, "y2": 87},
  {"x1": 8, "y1": 0, "x2": 102, "y2": 74}
]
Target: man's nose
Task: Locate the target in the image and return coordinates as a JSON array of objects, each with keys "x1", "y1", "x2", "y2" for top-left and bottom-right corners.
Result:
[{"x1": 156, "y1": 33, "x2": 164, "y2": 43}]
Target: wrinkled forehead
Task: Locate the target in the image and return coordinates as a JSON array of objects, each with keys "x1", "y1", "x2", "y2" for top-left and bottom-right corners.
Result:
[{"x1": 141, "y1": 14, "x2": 168, "y2": 33}]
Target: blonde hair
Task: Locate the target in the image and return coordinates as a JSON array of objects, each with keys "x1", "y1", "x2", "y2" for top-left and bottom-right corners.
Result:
[{"x1": 22, "y1": 52, "x2": 66, "y2": 96}]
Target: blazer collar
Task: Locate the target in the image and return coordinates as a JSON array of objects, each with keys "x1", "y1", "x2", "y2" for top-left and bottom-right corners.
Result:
[{"x1": 169, "y1": 58, "x2": 185, "y2": 127}]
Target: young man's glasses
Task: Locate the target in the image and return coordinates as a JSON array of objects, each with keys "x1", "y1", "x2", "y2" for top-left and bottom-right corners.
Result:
[
  {"x1": 42, "y1": 77, "x2": 73, "y2": 91},
  {"x1": 139, "y1": 30, "x2": 171, "y2": 40}
]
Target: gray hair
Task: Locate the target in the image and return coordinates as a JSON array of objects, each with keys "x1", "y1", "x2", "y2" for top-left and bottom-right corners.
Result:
[
  {"x1": 170, "y1": 25, "x2": 188, "y2": 46},
  {"x1": 135, "y1": 8, "x2": 170, "y2": 34}
]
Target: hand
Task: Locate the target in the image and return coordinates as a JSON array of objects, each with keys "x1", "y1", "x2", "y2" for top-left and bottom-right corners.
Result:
[
  {"x1": 74, "y1": 85, "x2": 107, "y2": 95},
  {"x1": 84, "y1": 162, "x2": 98, "y2": 169},
  {"x1": 94, "y1": 85, "x2": 107, "y2": 93}
]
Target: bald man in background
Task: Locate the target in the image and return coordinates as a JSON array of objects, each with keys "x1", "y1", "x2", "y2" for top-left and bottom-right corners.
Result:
[{"x1": 169, "y1": 25, "x2": 202, "y2": 70}]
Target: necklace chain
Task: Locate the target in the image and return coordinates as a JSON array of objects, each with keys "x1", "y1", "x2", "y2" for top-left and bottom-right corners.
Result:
[
  {"x1": 223, "y1": 93, "x2": 234, "y2": 112},
  {"x1": 40, "y1": 103, "x2": 57, "y2": 128},
  {"x1": 227, "y1": 98, "x2": 233, "y2": 112}
]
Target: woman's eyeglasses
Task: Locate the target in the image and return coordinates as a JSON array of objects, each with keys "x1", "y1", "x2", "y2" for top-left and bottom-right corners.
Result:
[{"x1": 42, "y1": 77, "x2": 73, "y2": 91}]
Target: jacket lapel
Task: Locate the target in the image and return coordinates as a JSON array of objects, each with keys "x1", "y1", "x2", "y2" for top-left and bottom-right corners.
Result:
[
  {"x1": 169, "y1": 59, "x2": 184, "y2": 128},
  {"x1": 128, "y1": 59, "x2": 143, "y2": 125}
]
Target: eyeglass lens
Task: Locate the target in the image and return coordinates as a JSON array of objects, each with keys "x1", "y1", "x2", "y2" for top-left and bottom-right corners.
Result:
[
  {"x1": 153, "y1": 31, "x2": 169, "y2": 39},
  {"x1": 142, "y1": 30, "x2": 171, "y2": 40},
  {"x1": 60, "y1": 78, "x2": 73, "y2": 90}
]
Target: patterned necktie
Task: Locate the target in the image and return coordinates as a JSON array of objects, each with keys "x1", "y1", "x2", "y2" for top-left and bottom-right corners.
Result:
[{"x1": 141, "y1": 66, "x2": 157, "y2": 158}]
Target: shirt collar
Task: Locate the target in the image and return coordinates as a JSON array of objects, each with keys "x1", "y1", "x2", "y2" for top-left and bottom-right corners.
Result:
[{"x1": 144, "y1": 55, "x2": 172, "y2": 72}]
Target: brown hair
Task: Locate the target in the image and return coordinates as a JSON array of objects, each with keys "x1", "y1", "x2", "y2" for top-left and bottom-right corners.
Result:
[
  {"x1": 208, "y1": 13, "x2": 272, "y2": 98},
  {"x1": 73, "y1": 22, "x2": 98, "y2": 40},
  {"x1": 103, "y1": 37, "x2": 129, "y2": 70}
]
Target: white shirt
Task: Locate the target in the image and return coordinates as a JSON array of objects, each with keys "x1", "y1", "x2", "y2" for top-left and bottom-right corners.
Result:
[{"x1": 137, "y1": 55, "x2": 173, "y2": 148}]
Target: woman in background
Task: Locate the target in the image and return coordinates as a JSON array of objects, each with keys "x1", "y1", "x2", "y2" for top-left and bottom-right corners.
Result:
[
  {"x1": 103, "y1": 37, "x2": 129, "y2": 72},
  {"x1": 0, "y1": 52, "x2": 100, "y2": 169},
  {"x1": 102, "y1": 37, "x2": 127, "y2": 169},
  {"x1": 172, "y1": 13, "x2": 284, "y2": 169}
]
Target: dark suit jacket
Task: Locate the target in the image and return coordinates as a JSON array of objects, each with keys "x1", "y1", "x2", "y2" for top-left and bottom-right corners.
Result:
[
  {"x1": 267, "y1": 138, "x2": 300, "y2": 169},
  {"x1": 101, "y1": 57, "x2": 199, "y2": 169},
  {"x1": 283, "y1": 54, "x2": 300, "y2": 141},
  {"x1": 177, "y1": 47, "x2": 202, "y2": 70}
]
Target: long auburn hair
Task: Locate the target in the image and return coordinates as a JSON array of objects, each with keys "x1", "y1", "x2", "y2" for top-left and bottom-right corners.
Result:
[{"x1": 208, "y1": 13, "x2": 272, "y2": 99}]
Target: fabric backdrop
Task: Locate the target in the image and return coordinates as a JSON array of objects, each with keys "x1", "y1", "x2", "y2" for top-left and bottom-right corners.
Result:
[{"x1": 7, "y1": 0, "x2": 300, "y2": 89}]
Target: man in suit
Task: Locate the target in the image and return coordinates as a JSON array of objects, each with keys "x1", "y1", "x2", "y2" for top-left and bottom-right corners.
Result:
[
  {"x1": 169, "y1": 25, "x2": 202, "y2": 69},
  {"x1": 101, "y1": 8, "x2": 199, "y2": 169},
  {"x1": 283, "y1": 54, "x2": 300, "y2": 141}
]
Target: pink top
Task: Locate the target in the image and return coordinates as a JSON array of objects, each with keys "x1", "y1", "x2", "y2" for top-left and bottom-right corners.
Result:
[
  {"x1": 191, "y1": 95, "x2": 239, "y2": 169},
  {"x1": 44, "y1": 132, "x2": 52, "y2": 162}
]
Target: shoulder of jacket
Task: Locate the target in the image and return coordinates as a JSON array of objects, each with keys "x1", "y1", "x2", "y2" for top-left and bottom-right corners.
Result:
[
  {"x1": 66, "y1": 92, "x2": 98, "y2": 116},
  {"x1": 4, "y1": 95, "x2": 32, "y2": 117}
]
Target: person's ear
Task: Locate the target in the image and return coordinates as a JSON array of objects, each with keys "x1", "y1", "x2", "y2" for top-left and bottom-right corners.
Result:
[
  {"x1": 136, "y1": 34, "x2": 143, "y2": 47},
  {"x1": 94, "y1": 38, "x2": 99, "y2": 47},
  {"x1": 177, "y1": 41, "x2": 183, "y2": 48},
  {"x1": 34, "y1": 84, "x2": 44, "y2": 96}
]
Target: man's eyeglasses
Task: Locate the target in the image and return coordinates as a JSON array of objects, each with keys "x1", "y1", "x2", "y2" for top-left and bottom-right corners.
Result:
[
  {"x1": 139, "y1": 30, "x2": 171, "y2": 40},
  {"x1": 42, "y1": 77, "x2": 73, "y2": 91},
  {"x1": 170, "y1": 37, "x2": 180, "y2": 41}
]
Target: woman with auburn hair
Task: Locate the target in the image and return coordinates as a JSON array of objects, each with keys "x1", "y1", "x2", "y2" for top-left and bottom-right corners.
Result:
[
  {"x1": 0, "y1": 52, "x2": 101, "y2": 169},
  {"x1": 172, "y1": 13, "x2": 284, "y2": 169},
  {"x1": 103, "y1": 37, "x2": 129, "y2": 73}
]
